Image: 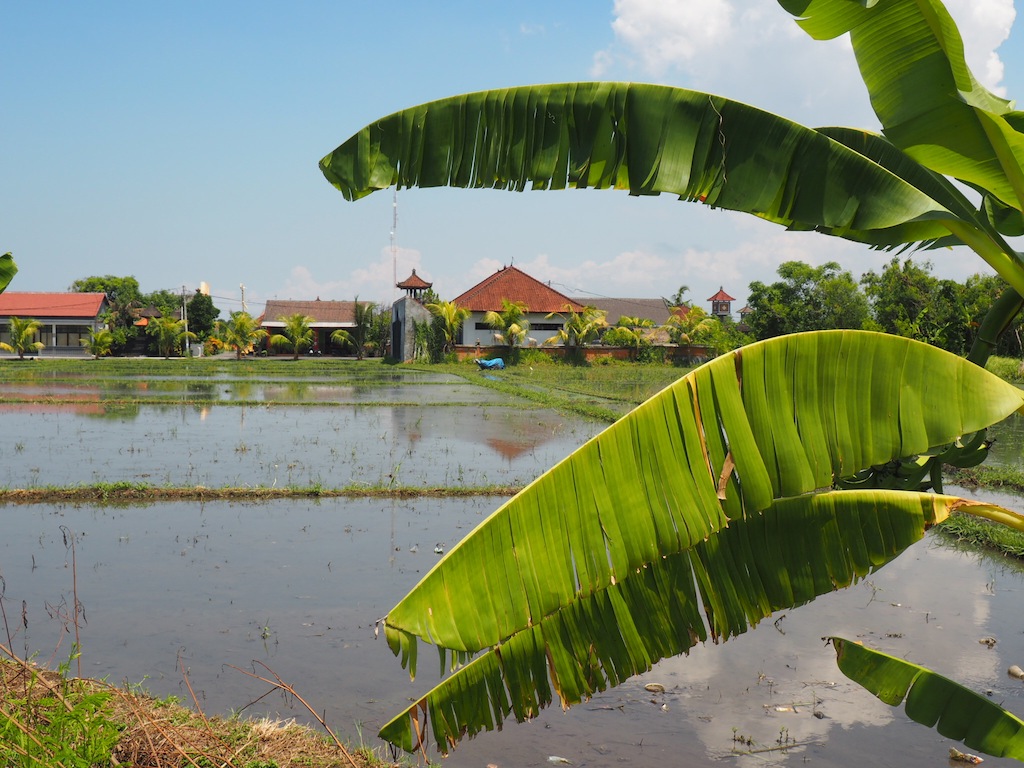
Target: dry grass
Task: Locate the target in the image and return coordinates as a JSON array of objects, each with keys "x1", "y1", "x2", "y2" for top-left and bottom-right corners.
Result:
[{"x1": 0, "y1": 654, "x2": 396, "y2": 768}]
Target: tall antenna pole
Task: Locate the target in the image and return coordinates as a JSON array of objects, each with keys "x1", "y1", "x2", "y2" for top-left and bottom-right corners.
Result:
[
  {"x1": 391, "y1": 190, "x2": 398, "y2": 302},
  {"x1": 240, "y1": 283, "x2": 247, "y2": 314}
]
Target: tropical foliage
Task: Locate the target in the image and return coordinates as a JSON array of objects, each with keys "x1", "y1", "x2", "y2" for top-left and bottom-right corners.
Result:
[
  {"x1": 543, "y1": 304, "x2": 607, "y2": 349},
  {"x1": 373, "y1": 332, "x2": 1024, "y2": 752},
  {"x1": 269, "y1": 314, "x2": 315, "y2": 359},
  {"x1": 0, "y1": 252, "x2": 16, "y2": 294},
  {"x1": 319, "y1": 0, "x2": 1024, "y2": 756},
  {"x1": 829, "y1": 638, "x2": 1024, "y2": 760},
  {"x1": 425, "y1": 300, "x2": 471, "y2": 356},
  {"x1": 222, "y1": 311, "x2": 268, "y2": 359},
  {"x1": 147, "y1": 317, "x2": 195, "y2": 359},
  {"x1": 0, "y1": 316, "x2": 44, "y2": 359},
  {"x1": 82, "y1": 328, "x2": 114, "y2": 359},
  {"x1": 746, "y1": 261, "x2": 870, "y2": 339},
  {"x1": 330, "y1": 298, "x2": 376, "y2": 359},
  {"x1": 483, "y1": 300, "x2": 529, "y2": 350},
  {"x1": 185, "y1": 291, "x2": 221, "y2": 340}
]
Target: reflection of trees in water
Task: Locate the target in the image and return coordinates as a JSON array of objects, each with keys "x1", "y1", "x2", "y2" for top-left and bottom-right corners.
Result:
[{"x1": 90, "y1": 400, "x2": 142, "y2": 420}]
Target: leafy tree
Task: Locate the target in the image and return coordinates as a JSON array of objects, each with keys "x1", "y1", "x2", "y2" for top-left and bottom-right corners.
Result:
[
  {"x1": 425, "y1": 300, "x2": 471, "y2": 356},
  {"x1": 142, "y1": 289, "x2": 184, "y2": 320},
  {"x1": 222, "y1": 311, "x2": 268, "y2": 360},
  {"x1": 319, "y1": 0, "x2": 1024, "y2": 755},
  {"x1": 664, "y1": 306, "x2": 718, "y2": 346},
  {"x1": 69, "y1": 275, "x2": 142, "y2": 307},
  {"x1": 746, "y1": 261, "x2": 870, "y2": 340},
  {"x1": 1, "y1": 316, "x2": 44, "y2": 359},
  {"x1": 147, "y1": 316, "x2": 195, "y2": 359},
  {"x1": 329, "y1": 298, "x2": 377, "y2": 359},
  {"x1": 483, "y1": 300, "x2": 529, "y2": 353},
  {"x1": 185, "y1": 291, "x2": 220, "y2": 340},
  {"x1": 270, "y1": 313, "x2": 314, "y2": 359},
  {"x1": 82, "y1": 328, "x2": 114, "y2": 359},
  {"x1": 602, "y1": 315, "x2": 655, "y2": 360}
]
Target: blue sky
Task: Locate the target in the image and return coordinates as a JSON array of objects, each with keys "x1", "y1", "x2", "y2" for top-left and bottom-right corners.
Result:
[{"x1": 3, "y1": 1, "x2": 1021, "y2": 318}]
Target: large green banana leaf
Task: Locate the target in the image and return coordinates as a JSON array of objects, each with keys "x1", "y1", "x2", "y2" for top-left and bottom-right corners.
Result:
[
  {"x1": 0, "y1": 253, "x2": 16, "y2": 295},
  {"x1": 376, "y1": 331, "x2": 1024, "y2": 751},
  {"x1": 779, "y1": 0, "x2": 1024, "y2": 213},
  {"x1": 384, "y1": 491, "x2": 1023, "y2": 754},
  {"x1": 320, "y1": 82, "x2": 1024, "y2": 297},
  {"x1": 830, "y1": 637, "x2": 1024, "y2": 760}
]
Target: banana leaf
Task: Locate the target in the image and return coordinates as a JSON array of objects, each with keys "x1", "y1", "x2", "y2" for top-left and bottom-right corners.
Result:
[
  {"x1": 384, "y1": 491, "x2": 1024, "y2": 753},
  {"x1": 320, "y1": 82, "x2": 1024, "y2": 297},
  {"x1": 377, "y1": 331, "x2": 1024, "y2": 751},
  {"x1": 779, "y1": 0, "x2": 1024, "y2": 212},
  {"x1": 0, "y1": 253, "x2": 16, "y2": 295},
  {"x1": 830, "y1": 637, "x2": 1024, "y2": 760}
]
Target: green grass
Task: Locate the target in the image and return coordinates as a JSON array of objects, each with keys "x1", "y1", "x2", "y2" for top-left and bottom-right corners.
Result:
[{"x1": 935, "y1": 512, "x2": 1024, "y2": 558}]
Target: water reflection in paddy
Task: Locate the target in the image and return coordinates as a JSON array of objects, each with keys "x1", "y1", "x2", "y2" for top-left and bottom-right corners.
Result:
[
  {"x1": 2, "y1": 403, "x2": 601, "y2": 488},
  {"x1": 4, "y1": 498, "x2": 1024, "y2": 767}
]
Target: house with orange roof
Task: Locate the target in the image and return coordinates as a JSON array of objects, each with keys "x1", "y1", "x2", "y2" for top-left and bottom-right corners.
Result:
[
  {"x1": 452, "y1": 265, "x2": 583, "y2": 347},
  {"x1": 0, "y1": 292, "x2": 108, "y2": 357},
  {"x1": 707, "y1": 287, "x2": 736, "y2": 320}
]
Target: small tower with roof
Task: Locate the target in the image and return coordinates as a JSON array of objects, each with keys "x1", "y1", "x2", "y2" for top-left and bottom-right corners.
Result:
[
  {"x1": 397, "y1": 269, "x2": 432, "y2": 300},
  {"x1": 707, "y1": 287, "x2": 736, "y2": 320}
]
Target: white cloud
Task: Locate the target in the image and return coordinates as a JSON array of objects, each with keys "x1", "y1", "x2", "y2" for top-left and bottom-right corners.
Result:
[
  {"x1": 279, "y1": 246, "x2": 425, "y2": 306},
  {"x1": 593, "y1": 0, "x2": 1015, "y2": 125}
]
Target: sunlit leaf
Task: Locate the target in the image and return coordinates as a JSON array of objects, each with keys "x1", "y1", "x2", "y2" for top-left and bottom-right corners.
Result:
[{"x1": 831, "y1": 637, "x2": 1024, "y2": 760}]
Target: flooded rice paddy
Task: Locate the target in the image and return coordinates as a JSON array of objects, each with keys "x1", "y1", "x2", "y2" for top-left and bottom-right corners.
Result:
[{"x1": 3, "y1": 360, "x2": 1024, "y2": 766}]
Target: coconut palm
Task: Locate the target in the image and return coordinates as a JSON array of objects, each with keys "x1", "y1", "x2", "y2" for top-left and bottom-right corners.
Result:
[
  {"x1": 543, "y1": 304, "x2": 607, "y2": 349},
  {"x1": 319, "y1": 0, "x2": 1024, "y2": 755},
  {"x1": 223, "y1": 310, "x2": 268, "y2": 360},
  {"x1": 82, "y1": 328, "x2": 114, "y2": 359},
  {"x1": 483, "y1": 299, "x2": 529, "y2": 351},
  {"x1": 425, "y1": 299, "x2": 471, "y2": 356},
  {"x1": 0, "y1": 316, "x2": 44, "y2": 359},
  {"x1": 147, "y1": 316, "x2": 195, "y2": 359},
  {"x1": 331, "y1": 300, "x2": 379, "y2": 359},
  {"x1": 270, "y1": 313, "x2": 315, "y2": 359}
]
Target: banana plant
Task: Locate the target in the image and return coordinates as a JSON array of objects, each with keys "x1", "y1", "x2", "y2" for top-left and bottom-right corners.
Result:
[
  {"x1": 374, "y1": 331, "x2": 1024, "y2": 753},
  {"x1": 318, "y1": 0, "x2": 1024, "y2": 755}
]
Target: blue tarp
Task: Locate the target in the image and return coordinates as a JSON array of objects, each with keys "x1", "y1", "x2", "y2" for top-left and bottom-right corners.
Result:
[{"x1": 475, "y1": 357, "x2": 505, "y2": 370}]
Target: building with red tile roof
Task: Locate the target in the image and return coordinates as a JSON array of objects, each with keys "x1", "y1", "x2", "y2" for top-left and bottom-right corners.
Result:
[
  {"x1": 707, "y1": 287, "x2": 736, "y2": 320},
  {"x1": 260, "y1": 298, "x2": 360, "y2": 355},
  {"x1": 0, "y1": 292, "x2": 108, "y2": 357},
  {"x1": 453, "y1": 266, "x2": 583, "y2": 347}
]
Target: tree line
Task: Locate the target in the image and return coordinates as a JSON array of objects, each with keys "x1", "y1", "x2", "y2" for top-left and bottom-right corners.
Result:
[{"x1": 745, "y1": 257, "x2": 1019, "y2": 358}]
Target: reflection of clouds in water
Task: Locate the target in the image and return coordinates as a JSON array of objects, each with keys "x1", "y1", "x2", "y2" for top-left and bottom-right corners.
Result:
[{"x1": 601, "y1": 535, "x2": 1024, "y2": 764}]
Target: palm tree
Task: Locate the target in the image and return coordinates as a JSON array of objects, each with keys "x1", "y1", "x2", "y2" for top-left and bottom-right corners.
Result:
[
  {"x1": 223, "y1": 311, "x2": 268, "y2": 360},
  {"x1": 147, "y1": 316, "x2": 195, "y2": 359},
  {"x1": 543, "y1": 304, "x2": 607, "y2": 349},
  {"x1": 82, "y1": 328, "x2": 114, "y2": 359},
  {"x1": 319, "y1": 0, "x2": 1024, "y2": 754},
  {"x1": 269, "y1": 313, "x2": 314, "y2": 359},
  {"x1": 0, "y1": 316, "x2": 44, "y2": 359},
  {"x1": 426, "y1": 299, "x2": 471, "y2": 355},
  {"x1": 483, "y1": 300, "x2": 529, "y2": 351}
]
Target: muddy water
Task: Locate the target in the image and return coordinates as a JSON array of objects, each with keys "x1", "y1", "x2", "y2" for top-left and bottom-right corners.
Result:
[
  {"x1": 3, "y1": 498, "x2": 1024, "y2": 767},
  {"x1": 4, "y1": 373, "x2": 1024, "y2": 765},
  {"x1": 0, "y1": 401, "x2": 599, "y2": 488}
]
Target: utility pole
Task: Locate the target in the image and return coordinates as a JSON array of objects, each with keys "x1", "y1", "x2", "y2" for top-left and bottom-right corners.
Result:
[
  {"x1": 240, "y1": 283, "x2": 247, "y2": 314},
  {"x1": 182, "y1": 285, "x2": 189, "y2": 357}
]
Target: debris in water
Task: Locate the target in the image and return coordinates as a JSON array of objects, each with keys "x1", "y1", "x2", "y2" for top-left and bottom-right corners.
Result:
[
  {"x1": 979, "y1": 636, "x2": 997, "y2": 648},
  {"x1": 949, "y1": 747, "x2": 983, "y2": 764},
  {"x1": 547, "y1": 757, "x2": 572, "y2": 765},
  {"x1": 433, "y1": 544, "x2": 444, "y2": 554},
  {"x1": 1008, "y1": 665, "x2": 1024, "y2": 680},
  {"x1": 644, "y1": 683, "x2": 666, "y2": 693}
]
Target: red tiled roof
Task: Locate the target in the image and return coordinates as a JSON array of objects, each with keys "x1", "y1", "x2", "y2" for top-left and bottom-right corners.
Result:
[
  {"x1": 707, "y1": 287, "x2": 736, "y2": 302},
  {"x1": 453, "y1": 266, "x2": 582, "y2": 314},
  {"x1": 262, "y1": 299, "x2": 357, "y2": 325},
  {"x1": 397, "y1": 269, "x2": 432, "y2": 289},
  {"x1": 0, "y1": 292, "x2": 106, "y2": 318}
]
